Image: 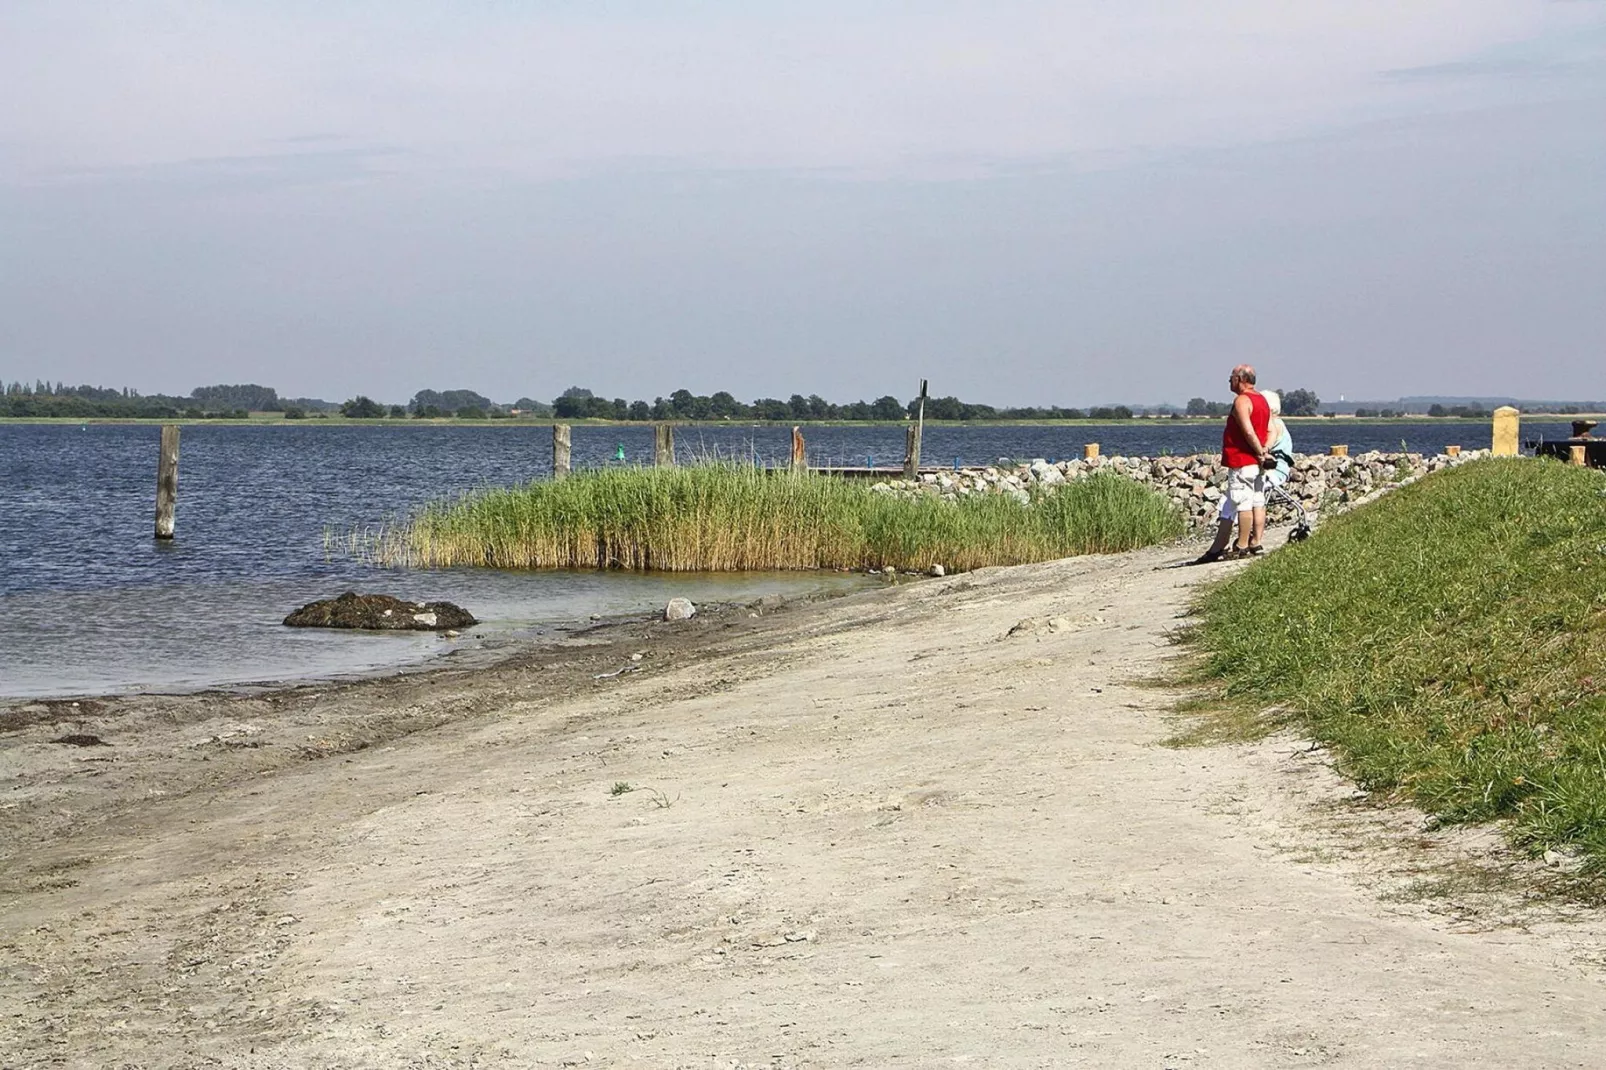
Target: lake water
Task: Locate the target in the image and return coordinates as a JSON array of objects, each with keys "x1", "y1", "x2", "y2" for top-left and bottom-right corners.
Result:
[{"x1": 0, "y1": 420, "x2": 1569, "y2": 698}]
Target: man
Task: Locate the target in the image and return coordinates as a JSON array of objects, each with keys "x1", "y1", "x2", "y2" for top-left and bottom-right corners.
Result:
[{"x1": 1194, "y1": 365, "x2": 1271, "y2": 563}]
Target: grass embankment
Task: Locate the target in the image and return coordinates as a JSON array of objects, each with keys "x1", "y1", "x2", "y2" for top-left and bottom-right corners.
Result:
[
  {"x1": 366, "y1": 463, "x2": 1183, "y2": 572},
  {"x1": 1187, "y1": 459, "x2": 1606, "y2": 874}
]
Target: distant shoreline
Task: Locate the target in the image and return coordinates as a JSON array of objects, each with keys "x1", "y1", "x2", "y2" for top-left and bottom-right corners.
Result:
[{"x1": 2, "y1": 414, "x2": 1590, "y2": 428}]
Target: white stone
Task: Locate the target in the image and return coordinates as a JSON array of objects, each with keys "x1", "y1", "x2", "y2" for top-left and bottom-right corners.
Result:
[{"x1": 664, "y1": 598, "x2": 697, "y2": 621}]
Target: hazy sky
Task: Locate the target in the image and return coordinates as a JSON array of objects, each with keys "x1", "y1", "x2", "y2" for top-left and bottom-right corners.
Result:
[{"x1": 4, "y1": 1, "x2": 1603, "y2": 406}]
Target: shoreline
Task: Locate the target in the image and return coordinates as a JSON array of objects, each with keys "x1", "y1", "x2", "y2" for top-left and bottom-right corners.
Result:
[
  {"x1": 0, "y1": 414, "x2": 1572, "y2": 428},
  {"x1": 0, "y1": 582, "x2": 878, "y2": 865}
]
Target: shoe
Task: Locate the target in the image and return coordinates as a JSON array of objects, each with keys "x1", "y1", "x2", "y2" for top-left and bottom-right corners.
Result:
[
  {"x1": 1192, "y1": 549, "x2": 1227, "y2": 564},
  {"x1": 1246, "y1": 543, "x2": 1266, "y2": 555}
]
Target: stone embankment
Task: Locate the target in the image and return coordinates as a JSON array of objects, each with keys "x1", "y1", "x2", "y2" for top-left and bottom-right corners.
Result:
[{"x1": 871, "y1": 449, "x2": 1490, "y2": 529}]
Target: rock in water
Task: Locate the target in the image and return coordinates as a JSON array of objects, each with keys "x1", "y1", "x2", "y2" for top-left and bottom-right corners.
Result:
[
  {"x1": 284, "y1": 591, "x2": 477, "y2": 631},
  {"x1": 664, "y1": 597, "x2": 697, "y2": 621}
]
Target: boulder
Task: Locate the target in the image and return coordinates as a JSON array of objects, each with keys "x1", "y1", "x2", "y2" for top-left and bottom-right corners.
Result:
[
  {"x1": 284, "y1": 591, "x2": 476, "y2": 631},
  {"x1": 665, "y1": 597, "x2": 697, "y2": 621}
]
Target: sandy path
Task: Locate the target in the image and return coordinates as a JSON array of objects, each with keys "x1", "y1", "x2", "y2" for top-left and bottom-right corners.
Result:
[{"x1": 3, "y1": 545, "x2": 1604, "y2": 1069}]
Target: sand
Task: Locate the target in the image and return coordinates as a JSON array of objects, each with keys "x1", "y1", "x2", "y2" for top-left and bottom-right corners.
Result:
[{"x1": 3, "y1": 543, "x2": 1604, "y2": 1069}]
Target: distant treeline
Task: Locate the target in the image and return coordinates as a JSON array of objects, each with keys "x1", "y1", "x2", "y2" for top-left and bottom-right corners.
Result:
[
  {"x1": 5, "y1": 378, "x2": 1601, "y2": 422},
  {"x1": 543, "y1": 386, "x2": 1133, "y2": 422},
  {"x1": 0, "y1": 381, "x2": 338, "y2": 419}
]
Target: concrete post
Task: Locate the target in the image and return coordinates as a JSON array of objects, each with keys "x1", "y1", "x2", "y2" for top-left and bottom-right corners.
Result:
[{"x1": 1492, "y1": 406, "x2": 1520, "y2": 457}]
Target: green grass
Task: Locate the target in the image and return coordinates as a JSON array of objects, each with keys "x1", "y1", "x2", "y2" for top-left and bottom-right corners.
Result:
[
  {"x1": 1184, "y1": 458, "x2": 1606, "y2": 874},
  {"x1": 361, "y1": 463, "x2": 1184, "y2": 573}
]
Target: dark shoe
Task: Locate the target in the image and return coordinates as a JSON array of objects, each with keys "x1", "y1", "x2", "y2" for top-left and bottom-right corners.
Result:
[
  {"x1": 1192, "y1": 549, "x2": 1227, "y2": 565},
  {"x1": 1246, "y1": 543, "x2": 1266, "y2": 555}
]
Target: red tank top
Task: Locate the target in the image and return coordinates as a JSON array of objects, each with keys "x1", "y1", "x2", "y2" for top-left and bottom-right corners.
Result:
[{"x1": 1222, "y1": 391, "x2": 1271, "y2": 468}]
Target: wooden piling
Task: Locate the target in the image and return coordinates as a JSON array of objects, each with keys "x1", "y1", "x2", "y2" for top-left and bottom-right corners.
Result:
[
  {"x1": 790, "y1": 426, "x2": 807, "y2": 473},
  {"x1": 1445, "y1": 445, "x2": 1461, "y2": 457},
  {"x1": 552, "y1": 424, "x2": 571, "y2": 480},
  {"x1": 1570, "y1": 444, "x2": 1588, "y2": 467},
  {"x1": 154, "y1": 424, "x2": 180, "y2": 540},
  {"x1": 654, "y1": 424, "x2": 675, "y2": 467},
  {"x1": 903, "y1": 379, "x2": 927, "y2": 479},
  {"x1": 1329, "y1": 444, "x2": 1349, "y2": 457},
  {"x1": 1083, "y1": 443, "x2": 1100, "y2": 460}
]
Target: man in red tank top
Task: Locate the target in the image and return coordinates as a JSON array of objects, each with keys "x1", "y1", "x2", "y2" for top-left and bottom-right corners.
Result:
[{"x1": 1195, "y1": 364, "x2": 1272, "y2": 562}]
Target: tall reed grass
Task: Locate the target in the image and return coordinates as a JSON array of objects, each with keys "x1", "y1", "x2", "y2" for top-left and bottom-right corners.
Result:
[{"x1": 362, "y1": 464, "x2": 1183, "y2": 573}]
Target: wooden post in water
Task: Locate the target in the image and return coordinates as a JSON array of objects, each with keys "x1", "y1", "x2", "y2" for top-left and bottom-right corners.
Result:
[
  {"x1": 1083, "y1": 443, "x2": 1100, "y2": 460},
  {"x1": 552, "y1": 424, "x2": 571, "y2": 480},
  {"x1": 903, "y1": 379, "x2": 927, "y2": 479},
  {"x1": 1570, "y1": 445, "x2": 1588, "y2": 466},
  {"x1": 154, "y1": 424, "x2": 180, "y2": 540},
  {"x1": 790, "y1": 426, "x2": 807, "y2": 473},
  {"x1": 654, "y1": 424, "x2": 675, "y2": 467},
  {"x1": 1329, "y1": 444, "x2": 1349, "y2": 457}
]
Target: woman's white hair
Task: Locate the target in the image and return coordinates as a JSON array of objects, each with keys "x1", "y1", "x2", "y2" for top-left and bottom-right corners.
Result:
[{"x1": 1262, "y1": 390, "x2": 1281, "y2": 415}]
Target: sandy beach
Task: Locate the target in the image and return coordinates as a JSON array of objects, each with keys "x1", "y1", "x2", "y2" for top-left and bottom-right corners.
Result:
[{"x1": 4, "y1": 542, "x2": 1604, "y2": 1069}]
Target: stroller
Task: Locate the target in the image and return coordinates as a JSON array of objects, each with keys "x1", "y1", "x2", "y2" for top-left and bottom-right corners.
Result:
[{"x1": 1265, "y1": 447, "x2": 1313, "y2": 542}]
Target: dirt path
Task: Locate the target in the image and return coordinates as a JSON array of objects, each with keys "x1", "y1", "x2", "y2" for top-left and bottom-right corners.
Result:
[{"x1": 3, "y1": 545, "x2": 1604, "y2": 1069}]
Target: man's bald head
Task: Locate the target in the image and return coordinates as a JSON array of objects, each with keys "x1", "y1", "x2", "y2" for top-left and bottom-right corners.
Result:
[{"x1": 1231, "y1": 364, "x2": 1257, "y2": 385}]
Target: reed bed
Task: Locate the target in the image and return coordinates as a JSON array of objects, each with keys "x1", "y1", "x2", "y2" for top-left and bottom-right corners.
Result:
[{"x1": 362, "y1": 464, "x2": 1183, "y2": 573}]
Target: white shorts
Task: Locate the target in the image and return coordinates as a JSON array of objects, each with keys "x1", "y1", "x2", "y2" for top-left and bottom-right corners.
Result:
[{"x1": 1220, "y1": 465, "x2": 1265, "y2": 520}]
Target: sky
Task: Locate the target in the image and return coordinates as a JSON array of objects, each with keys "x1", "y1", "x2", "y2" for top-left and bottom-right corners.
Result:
[{"x1": 3, "y1": 1, "x2": 1603, "y2": 407}]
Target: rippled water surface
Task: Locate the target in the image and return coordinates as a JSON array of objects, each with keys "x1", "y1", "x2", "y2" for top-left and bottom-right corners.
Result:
[{"x1": 0, "y1": 420, "x2": 1566, "y2": 697}]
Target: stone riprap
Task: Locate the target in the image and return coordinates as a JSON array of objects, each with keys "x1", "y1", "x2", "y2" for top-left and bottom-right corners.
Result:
[{"x1": 869, "y1": 450, "x2": 1490, "y2": 530}]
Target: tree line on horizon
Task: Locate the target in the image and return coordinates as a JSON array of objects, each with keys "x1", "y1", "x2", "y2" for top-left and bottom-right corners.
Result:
[{"x1": 5, "y1": 379, "x2": 1601, "y2": 421}]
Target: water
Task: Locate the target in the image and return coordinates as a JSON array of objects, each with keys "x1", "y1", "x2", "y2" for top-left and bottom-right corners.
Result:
[{"x1": 0, "y1": 420, "x2": 1568, "y2": 698}]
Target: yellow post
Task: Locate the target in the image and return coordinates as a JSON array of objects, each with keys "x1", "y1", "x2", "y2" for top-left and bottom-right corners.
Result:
[
  {"x1": 1083, "y1": 443, "x2": 1100, "y2": 459},
  {"x1": 1329, "y1": 444, "x2": 1348, "y2": 457},
  {"x1": 1444, "y1": 445, "x2": 1461, "y2": 457},
  {"x1": 1492, "y1": 406, "x2": 1520, "y2": 457},
  {"x1": 1570, "y1": 445, "x2": 1587, "y2": 467}
]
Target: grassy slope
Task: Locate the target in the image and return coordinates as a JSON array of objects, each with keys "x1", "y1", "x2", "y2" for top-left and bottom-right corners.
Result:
[
  {"x1": 367, "y1": 464, "x2": 1184, "y2": 573},
  {"x1": 1188, "y1": 459, "x2": 1606, "y2": 872}
]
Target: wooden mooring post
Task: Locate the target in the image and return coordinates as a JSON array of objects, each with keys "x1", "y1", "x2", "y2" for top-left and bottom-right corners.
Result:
[
  {"x1": 1083, "y1": 443, "x2": 1100, "y2": 460},
  {"x1": 1571, "y1": 444, "x2": 1588, "y2": 466},
  {"x1": 903, "y1": 378, "x2": 927, "y2": 479},
  {"x1": 654, "y1": 424, "x2": 675, "y2": 467},
  {"x1": 1329, "y1": 444, "x2": 1349, "y2": 457},
  {"x1": 791, "y1": 426, "x2": 807, "y2": 473},
  {"x1": 154, "y1": 424, "x2": 180, "y2": 540},
  {"x1": 552, "y1": 424, "x2": 571, "y2": 480},
  {"x1": 1445, "y1": 445, "x2": 1461, "y2": 457}
]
